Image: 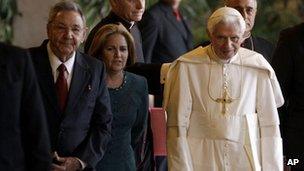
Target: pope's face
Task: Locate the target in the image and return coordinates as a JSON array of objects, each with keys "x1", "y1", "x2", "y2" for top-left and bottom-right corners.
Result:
[
  {"x1": 112, "y1": 0, "x2": 145, "y2": 22},
  {"x1": 226, "y1": 0, "x2": 257, "y2": 36},
  {"x1": 209, "y1": 23, "x2": 243, "y2": 60}
]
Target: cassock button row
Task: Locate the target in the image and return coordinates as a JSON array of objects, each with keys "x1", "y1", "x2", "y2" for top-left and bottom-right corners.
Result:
[{"x1": 224, "y1": 143, "x2": 229, "y2": 147}]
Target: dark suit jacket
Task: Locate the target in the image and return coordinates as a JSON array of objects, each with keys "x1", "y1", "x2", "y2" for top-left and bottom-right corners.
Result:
[
  {"x1": 0, "y1": 43, "x2": 51, "y2": 171},
  {"x1": 85, "y1": 12, "x2": 144, "y2": 63},
  {"x1": 271, "y1": 23, "x2": 304, "y2": 168},
  {"x1": 139, "y1": 1, "x2": 193, "y2": 63},
  {"x1": 28, "y1": 40, "x2": 112, "y2": 169},
  {"x1": 241, "y1": 35, "x2": 274, "y2": 62},
  {"x1": 198, "y1": 35, "x2": 274, "y2": 62}
]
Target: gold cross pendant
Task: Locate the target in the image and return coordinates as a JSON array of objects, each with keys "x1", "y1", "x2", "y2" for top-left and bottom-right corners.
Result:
[{"x1": 216, "y1": 89, "x2": 233, "y2": 115}]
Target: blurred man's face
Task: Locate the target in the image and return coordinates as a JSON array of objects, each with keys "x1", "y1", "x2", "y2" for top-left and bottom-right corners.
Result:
[
  {"x1": 163, "y1": 0, "x2": 181, "y2": 9},
  {"x1": 111, "y1": 0, "x2": 145, "y2": 22},
  {"x1": 209, "y1": 23, "x2": 244, "y2": 60},
  {"x1": 226, "y1": 0, "x2": 257, "y2": 36}
]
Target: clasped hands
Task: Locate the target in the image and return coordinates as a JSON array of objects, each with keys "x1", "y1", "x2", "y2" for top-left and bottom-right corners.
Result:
[{"x1": 51, "y1": 151, "x2": 82, "y2": 171}]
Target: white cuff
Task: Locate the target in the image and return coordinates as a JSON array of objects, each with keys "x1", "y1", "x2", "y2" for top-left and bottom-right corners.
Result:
[{"x1": 261, "y1": 137, "x2": 283, "y2": 171}]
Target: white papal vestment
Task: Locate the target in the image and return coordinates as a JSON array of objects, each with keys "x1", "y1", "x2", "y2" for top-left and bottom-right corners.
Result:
[{"x1": 163, "y1": 45, "x2": 284, "y2": 171}]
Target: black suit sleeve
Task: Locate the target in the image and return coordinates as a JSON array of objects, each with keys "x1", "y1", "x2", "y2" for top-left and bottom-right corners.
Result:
[
  {"x1": 21, "y1": 51, "x2": 52, "y2": 171},
  {"x1": 139, "y1": 12, "x2": 159, "y2": 63},
  {"x1": 271, "y1": 31, "x2": 294, "y2": 122},
  {"x1": 74, "y1": 62, "x2": 112, "y2": 168}
]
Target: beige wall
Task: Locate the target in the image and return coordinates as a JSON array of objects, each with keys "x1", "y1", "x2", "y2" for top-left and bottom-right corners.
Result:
[{"x1": 12, "y1": 0, "x2": 57, "y2": 48}]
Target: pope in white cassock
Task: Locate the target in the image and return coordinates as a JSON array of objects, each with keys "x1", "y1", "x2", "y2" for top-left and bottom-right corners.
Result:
[{"x1": 163, "y1": 7, "x2": 284, "y2": 171}]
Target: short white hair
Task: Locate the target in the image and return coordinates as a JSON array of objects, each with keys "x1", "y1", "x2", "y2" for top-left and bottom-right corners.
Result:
[{"x1": 207, "y1": 7, "x2": 246, "y2": 35}]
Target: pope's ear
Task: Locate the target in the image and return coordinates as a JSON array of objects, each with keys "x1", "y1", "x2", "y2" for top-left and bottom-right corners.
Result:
[{"x1": 240, "y1": 34, "x2": 246, "y2": 43}]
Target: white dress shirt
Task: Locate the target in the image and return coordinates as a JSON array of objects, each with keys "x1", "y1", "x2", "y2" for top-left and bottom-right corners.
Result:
[{"x1": 47, "y1": 43, "x2": 75, "y2": 89}]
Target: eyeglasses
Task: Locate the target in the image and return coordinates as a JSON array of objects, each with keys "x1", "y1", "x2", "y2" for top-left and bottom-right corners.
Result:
[{"x1": 50, "y1": 22, "x2": 84, "y2": 36}]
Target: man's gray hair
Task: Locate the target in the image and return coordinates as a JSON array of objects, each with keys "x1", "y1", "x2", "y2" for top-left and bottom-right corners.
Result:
[
  {"x1": 48, "y1": 0, "x2": 86, "y2": 25},
  {"x1": 207, "y1": 7, "x2": 246, "y2": 35},
  {"x1": 223, "y1": 0, "x2": 258, "y2": 8}
]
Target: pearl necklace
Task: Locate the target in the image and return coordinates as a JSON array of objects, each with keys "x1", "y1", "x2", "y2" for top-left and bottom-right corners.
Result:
[{"x1": 108, "y1": 72, "x2": 127, "y2": 91}]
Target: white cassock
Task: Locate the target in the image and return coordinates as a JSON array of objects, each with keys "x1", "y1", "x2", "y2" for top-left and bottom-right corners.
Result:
[{"x1": 163, "y1": 45, "x2": 284, "y2": 171}]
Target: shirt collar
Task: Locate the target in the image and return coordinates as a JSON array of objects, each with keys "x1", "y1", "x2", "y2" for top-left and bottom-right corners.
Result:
[
  {"x1": 47, "y1": 42, "x2": 75, "y2": 77},
  {"x1": 109, "y1": 11, "x2": 135, "y2": 29}
]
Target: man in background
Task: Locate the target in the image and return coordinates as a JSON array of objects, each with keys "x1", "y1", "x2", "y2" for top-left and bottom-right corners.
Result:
[
  {"x1": 139, "y1": 0, "x2": 193, "y2": 63},
  {"x1": 272, "y1": 22, "x2": 304, "y2": 171},
  {"x1": 225, "y1": 0, "x2": 273, "y2": 61},
  {"x1": 85, "y1": 0, "x2": 145, "y2": 62}
]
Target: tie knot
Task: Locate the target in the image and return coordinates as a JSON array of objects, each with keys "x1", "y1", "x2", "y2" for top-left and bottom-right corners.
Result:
[
  {"x1": 173, "y1": 9, "x2": 181, "y2": 21},
  {"x1": 58, "y1": 64, "x2": 67, "y2": 73}
]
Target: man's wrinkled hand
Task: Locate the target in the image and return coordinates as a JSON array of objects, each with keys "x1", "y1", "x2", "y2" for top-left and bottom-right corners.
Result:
[{"x1": 52, "y1": 152, "x2": 81, "y2": 171}]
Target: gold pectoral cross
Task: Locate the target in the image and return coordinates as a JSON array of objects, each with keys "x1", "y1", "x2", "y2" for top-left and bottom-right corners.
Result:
[{"x1": 216, "y1": 89, "x2": 233, "y2": 115}]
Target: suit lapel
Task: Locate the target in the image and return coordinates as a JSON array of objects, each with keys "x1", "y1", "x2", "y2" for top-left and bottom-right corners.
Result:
[
  {"x1": 166, "y1": 11, "x2": 187, "y2": 39},
  {"x1": 182, "y1": 16, "x2": 192, "y2": 39},
  {"x1": 65, "y1": 52, "x2": 91, "y2": 116},
  {"x1": 33, "y1": 43, "x2": 60, "y2": 116},
  {"x1": 161, "y1": 4, "x2": 189, "y2": 41}
]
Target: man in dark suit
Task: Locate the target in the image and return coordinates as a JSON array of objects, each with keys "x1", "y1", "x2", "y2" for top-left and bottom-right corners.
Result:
[
  {"x1": 84, "y1": 0, "x2": 145, "y2": 63},
  {"x1": 272, "y1": 23, "x2": 304, "y2": 171},
  {"x1": 139, "y1": 0, "x2": 193, "y2": 63},
  {"x1": 225, "y1": 0, "x2": 273, "y2": 62},
  {"x1": 199, "y1": 0, "x2": 274, "y2": 62},
  {"x1": 0, "y1": 43, "x2": 51, "y2": 171},
  {"x1": 28, "y1": 1, "x2": 112, "y2": 171}
]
